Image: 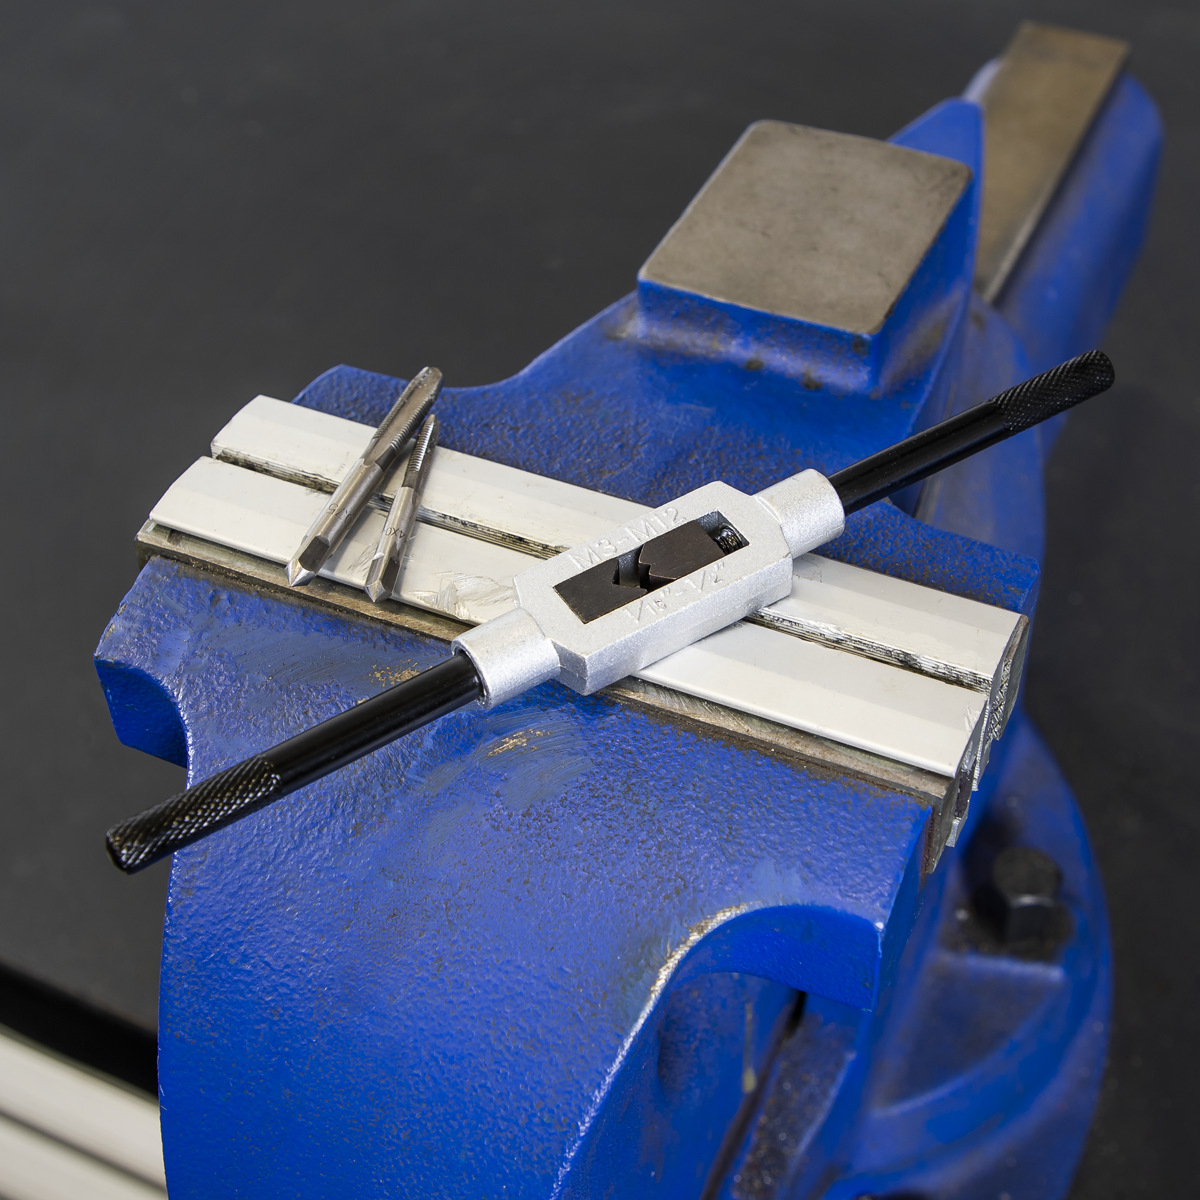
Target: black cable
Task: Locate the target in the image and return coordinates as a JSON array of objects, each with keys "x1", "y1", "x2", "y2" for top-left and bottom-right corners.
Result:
[
  {"x1": 828, "y1": 350, "x2": 1114, "y2": 514},
  {"x1": 106, "y1": 653, "x2": 481, "y2": 874}
]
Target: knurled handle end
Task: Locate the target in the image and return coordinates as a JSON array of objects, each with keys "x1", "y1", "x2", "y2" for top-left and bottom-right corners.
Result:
[
  {"x1": 997, "y1": 349, "x2": 1115, "y2": 433},
  {"x1": 106, "y1": 755, "x2": 284, "y2": 874}
]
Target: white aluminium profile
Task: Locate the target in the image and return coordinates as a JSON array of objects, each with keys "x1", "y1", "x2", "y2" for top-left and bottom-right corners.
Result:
[
  {"x1": 140, "y1": 393, "x2": 1036, "y2": 863},
  {"x1": 210, "y1": 396, "x2": 1024, "y2": 693}
]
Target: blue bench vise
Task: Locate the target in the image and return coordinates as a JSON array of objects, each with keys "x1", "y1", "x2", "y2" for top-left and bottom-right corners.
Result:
[{"x1": 96, "y1": 23, "x2": 1160, "y2": 1200}]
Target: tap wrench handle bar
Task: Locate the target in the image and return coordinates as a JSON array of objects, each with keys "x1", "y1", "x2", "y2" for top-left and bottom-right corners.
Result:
[
  {"x1": 107, "y1": 352, "x2": 1114, "y2": 874},
  {"x1": 106, "y1": 655, "x2": 482, "y2": 873},
  {"x1": 828, "y1": 350, "x2": 1114, "y2": 514}
]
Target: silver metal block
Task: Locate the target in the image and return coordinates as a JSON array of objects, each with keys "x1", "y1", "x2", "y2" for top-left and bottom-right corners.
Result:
[
  {"x1": 971, "y1": 22, "x2": 1128, "y2": 301},
  {"x1": 452, "y1": 607, "x2": 558, "y2": 707},
  {"x1": 513, "y1": 481, "x2": 794, "y2": 695},
  {"x1": 755, "y1": 469, "x2": 845, "y2": 558},
  {"x1": 639, "y1": 120, "x2": 971, "y2": 334}
]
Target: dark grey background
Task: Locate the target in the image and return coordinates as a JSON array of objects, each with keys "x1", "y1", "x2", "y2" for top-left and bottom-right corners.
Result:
[{"x1": 0, "y1": 1, "x2": 1194, "y2": 1194}]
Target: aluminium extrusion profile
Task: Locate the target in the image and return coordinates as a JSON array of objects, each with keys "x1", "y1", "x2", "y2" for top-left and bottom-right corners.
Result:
[
  {"x1": 211, "y1": 396, "x2": 1026, "y2": 694},
  {"x1": 145, "y1": 457, "x2": 991, "y2": 783},
  {"x1": 0, "y1": 1030, "x2": 166, "y2": 1197}
]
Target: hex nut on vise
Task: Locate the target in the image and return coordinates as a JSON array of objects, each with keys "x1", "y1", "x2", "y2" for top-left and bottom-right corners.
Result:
[{"x1": 975, "y1": 846, "x2": 1063, "y2": 943}]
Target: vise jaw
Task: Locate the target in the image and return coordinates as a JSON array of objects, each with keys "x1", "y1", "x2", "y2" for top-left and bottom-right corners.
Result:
[{"x1": 97, "y1": 22, "x2": 1153, "y2": 1200}]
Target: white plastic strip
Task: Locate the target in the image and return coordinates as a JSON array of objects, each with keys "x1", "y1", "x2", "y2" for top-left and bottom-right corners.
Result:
[
  {"x1": 0, "y1": 1030, "x2": 165, "y2": 1197},
  {"x1": 150, "y1": 457, "x2": 985, "y2": 776},
  {"x1": 0, "y1": 1114, "x2": 165, "y2": 1200}
]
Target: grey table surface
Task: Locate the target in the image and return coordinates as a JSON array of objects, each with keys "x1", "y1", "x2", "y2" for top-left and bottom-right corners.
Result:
[{"x1": 0, "y1": 1, "x2": 1194, "y2": 1194}]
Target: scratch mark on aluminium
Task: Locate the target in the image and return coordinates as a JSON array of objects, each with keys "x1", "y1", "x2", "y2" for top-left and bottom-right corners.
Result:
[
  {"x1": 748, "y1": 608, "x2": 993, "y2": 693},
  {"x1": 214, "y1": 448, "x2": 566, "y2": 559}
]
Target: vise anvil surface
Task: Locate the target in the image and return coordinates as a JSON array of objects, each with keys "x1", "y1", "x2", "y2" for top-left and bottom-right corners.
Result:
[{"x1": 96, "y1": 24, "x2": 1160, "y2": 1200}]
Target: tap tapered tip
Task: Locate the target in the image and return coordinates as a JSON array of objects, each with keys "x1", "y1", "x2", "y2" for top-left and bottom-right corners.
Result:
[
  {"x1": 286, "y1": 558, "x2": 317, "y2": 587},
  {"x1": 364, "y1": 552, "x2": 399, "y2": 604},
  {"x1": 287, "y1": 535, "x2": 331, "y2": 586}
]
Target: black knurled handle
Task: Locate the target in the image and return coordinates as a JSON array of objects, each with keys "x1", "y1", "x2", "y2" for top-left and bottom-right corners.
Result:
[
  {"x1": 992, "y1": 349, "x2": 1115, "y2": 432},
  {"x1": 106, "y1": 755, "x2": 284, "y2": 874},
  {"x1": 105, "y1": 654, "x2": 483, "y2": 874},
  {"x1": 830, "y1": 350, "x2": 1115, "y2": 513}
]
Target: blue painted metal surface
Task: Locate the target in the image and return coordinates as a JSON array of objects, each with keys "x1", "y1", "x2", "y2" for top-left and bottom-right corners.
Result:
[{"x1": 96, "y1": 77, "x2": 1159, "y2": 1199}]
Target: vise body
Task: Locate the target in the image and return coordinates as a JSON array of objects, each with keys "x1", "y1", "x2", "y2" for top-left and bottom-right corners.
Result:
[{"x1": 97, "y1": 23, "x2": 1160, "y2": 1200}]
